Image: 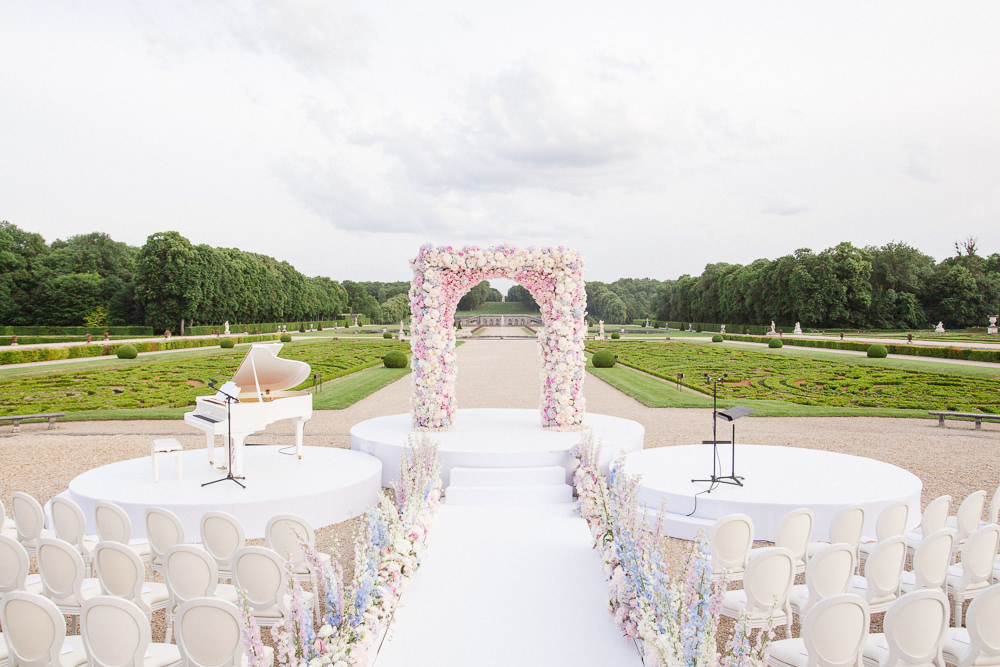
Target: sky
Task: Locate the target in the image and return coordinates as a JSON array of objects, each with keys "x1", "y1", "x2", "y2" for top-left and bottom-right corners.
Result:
[{"x1": 2, "y1": 1, "x2": 998, "y2": 284}]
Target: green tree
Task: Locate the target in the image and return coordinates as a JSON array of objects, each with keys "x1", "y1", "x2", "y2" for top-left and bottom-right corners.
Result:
[{"x1": 134, "y1": 231, "x2": 203, "y2": 333}]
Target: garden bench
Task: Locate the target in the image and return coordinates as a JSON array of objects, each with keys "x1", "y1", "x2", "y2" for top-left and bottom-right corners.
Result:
[
  {"x1": 0, "y1": 412, "x2": 65, "y2": 433},
  {"x1": 928, "y1": 410, "x2": 1000, "y2": 430}
]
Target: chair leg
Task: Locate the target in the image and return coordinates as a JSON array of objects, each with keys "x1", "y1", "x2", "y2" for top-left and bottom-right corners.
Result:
[
  {"x1": 165, "y1": 611, "x2": 174, "y2": 643},
  {"x1": 953, "y1": 598, "x2": 962, "y2": 627}
]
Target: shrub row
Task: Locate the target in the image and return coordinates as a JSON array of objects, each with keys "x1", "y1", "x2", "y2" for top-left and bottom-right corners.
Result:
[
  {"x1": 1, "y1": 335, "x2": 151, "y2": 345},
  {"x1": 0, "y1": 325, "x2": 153, "y2": 336},
  {"x1": 0, "y1": 334, "x2": 280, "y2": 366},
  {"x1": 719, "y1": 334, "x2": 1000, "y2": 363}
]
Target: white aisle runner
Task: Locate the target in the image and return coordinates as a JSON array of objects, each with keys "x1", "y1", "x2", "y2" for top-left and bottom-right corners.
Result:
[{"x1": 375, "y1": 503, "x2": 640, "y2": 666}]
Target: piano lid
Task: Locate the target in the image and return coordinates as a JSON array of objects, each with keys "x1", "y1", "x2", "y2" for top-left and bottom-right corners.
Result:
[{"x1": 231, "y1": 343, "x2": 311, "y2": 395}]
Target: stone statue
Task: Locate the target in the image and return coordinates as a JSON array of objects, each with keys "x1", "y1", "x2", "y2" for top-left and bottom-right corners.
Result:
[
  {"x1": 645, "y1": 318, "x2": 650, "y2": 328},
  {"x1": 793, "y1": 322, "x2": 802, "y2": 335},
  {"x1": 399, "y1": 320, "x2": 405, "y2": 338},
  {"x1": 935, "y1": 321, "x2": 945, "y2": 333},
  {"x1": 720, "y1": 324, "x2": 726, "y2": 334},
  {"x1": 223, "y1": 321, "x2": 230, "y2": 335},
  {"x1": 598, "y1": 320, "x2": 605, "y2": 340},
  {"x1": 767, "y1": 320, "x2": 777, "y2": 335},
  {"x1": 988, "y1": 315, "x2": 998, "y2": 335}
]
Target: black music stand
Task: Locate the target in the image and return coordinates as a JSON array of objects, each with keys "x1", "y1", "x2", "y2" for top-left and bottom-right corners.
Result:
[
  {"x1": 692, "y1": 374, "x2": 753, "y2": 489},
  {"x1": 714, "y1": 405, "x2": 754, "y2": 486},
  {"x1": 202, "y1": 382, "x2": 246, "y2": 489}
]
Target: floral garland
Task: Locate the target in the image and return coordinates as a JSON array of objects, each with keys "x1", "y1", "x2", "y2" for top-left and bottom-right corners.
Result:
[
  {"x1": 572, "y1": 431, "x2": 771, "y2": 667},
  {"x1": 242, "y1": 436, "x2": 442, "y2": 666},
  {"x1": 408, "y1": 243, "x2": 588, "y2": 429}
]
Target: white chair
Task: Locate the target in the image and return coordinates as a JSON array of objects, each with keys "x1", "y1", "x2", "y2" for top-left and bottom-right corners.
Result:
[
  {"x1": 0, "y1": 590, "x2": 88, "y2": 666},
  {"x1": 145, "y1": 507, "x2": 185, "y2": 577},
  {"x1": 847, "y1": 535, "x2": 906, "y2": 616},
  {"x1": 200, "y1": 511, "x2": 245, "y2": 582},
  {"x1": 808, "y1": 504, "x2": 865, "y2": 571},
  {"x1": 265, "y1": 514, "x2": 329, "y2": 619},
  {"x1": 94, "y1": 501, "x2": 152, "y2": 564},
  {"x1": 774, "y1": 508, "x2": 814, "y2": 576},
  {"x1": 941, "y1": 583, "x2": 1000, "y2": 667},
  {"x1": 859, "y1": 501, "x2": 909, "y2": 570},
  {"x1": 862, "y1": 590, "x2": 949, "y2": 667},
  {"x1": 982, "y1": 484, "x2": 1000, "y2": 530},
  {"x1": 720, "y1": 546, "x2": 795, "y2": 638},
  {"x1": 80, "y1": 596, "x2": 182, "y2": 667},
  {"x1": 948, "y1": 490, "x2": 988, "y2": 558},
  {"x1": 232, "y1": 546, "x2": 314, "y2": 629},
  {"x1": 790, "y1": 542, "x2": 855, "y2": 621},
  {"x1": 163, "y1": 545, "x2": 239, "y2": 643},
  {"x1": 36, "y1": 537, "x2": 102, "y2": 632},
  {"x1": 708, "y1": 513, "x2": 754, "y2": 584},
  {"x1": 151, "y1": 438, "x2": 184, "y2": 483},
  {"x1": 900, "y1": 528, "x2": 955, "y2": 595},
  {"x1": 1, "y1": 498, "x2": 17, "y2": 537},
  {"x1": 0, "y1": 534, "x2": 43, "y2": 600},
  {"x1": 50, "y1": 496, "x2": 98, "y2": 577},
  {"x1": 766, "y1": 593, "x2": 870, "y2": 667},
  {"x1": 93, "y1": 541, "x2": 170, "y2": 620},
  {"x1": 946, "y1": 523, "x2": 1000, "y2": 626},
  {"x1": 10, "y1": 492, "x2": 54, "y2": 557},
  {"x1": 175, "y1": 597, "x2": 275, "y2": 667},
  {"x1": 906, "y1": 494, "x2": 952, "y2": 556},
  {"x1": 0, "y1": 630, "x2": 8, "y2": 666}
]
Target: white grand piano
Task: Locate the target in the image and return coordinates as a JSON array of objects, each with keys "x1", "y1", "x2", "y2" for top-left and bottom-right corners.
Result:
[{"x1": 184, "y1": 343, "x2": 312, "y2": 475}]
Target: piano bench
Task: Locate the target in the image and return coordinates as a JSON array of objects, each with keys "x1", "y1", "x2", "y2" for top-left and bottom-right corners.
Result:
[{"x1": 152, "y1": 438, "x2": 183, "y2": 483}]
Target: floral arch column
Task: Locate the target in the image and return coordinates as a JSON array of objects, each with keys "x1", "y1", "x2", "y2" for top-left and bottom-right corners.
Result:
[{"x1": 409, "y1": 244, "x2": 588, "y2": 430}]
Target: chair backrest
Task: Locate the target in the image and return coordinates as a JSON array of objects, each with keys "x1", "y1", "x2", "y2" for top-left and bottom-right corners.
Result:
[
  {"x1": 146, "y1": 507, "x2": 185, "y2": 562},
  {"x1": 0, "y1": 533, "x2": 31, "y2": 594},
  {"x1": 81, "y1": 595, "x2": 152, "y2": 667},
  {"x1": 910, "y1": 528, "x2": 955, "y2": 592},
  {"x1": 175, "y1": 597, "x2": 245, "y2": 667},
  {"x1": 200, "y1": 511, "x2": 245, "y2": 570},
  {"x1": 232, "y1": 546, "x2": 288, "y2": 615},
  {"x1": 36, "y1": 537, "x2": 86, "y2": 605},
  {"x1": 0, "y1": 497, "x2": 8, "y2": 525},
  {"x1": 265, "y1": 514, "x2": 315, "y2": 571},
  {"x1": 93, "y1": 542, "x2": 149, "y2": 614},
  {"x1": 829, "y1": 505, "x2": 865, "y2": 560},
  {"x1": 920, "y1": 495, "x2": 952, "y2": 537},
  {"x1": 800, "y1": 594, "x2": 870, "y2": 667},
  {"x1": 861, "y1": 535, "x2": 906, "y2": 605},
  {"x1": 164, "y1": 545, "x2": 220, "y2": 608},
  {"x1": 957, "y1": 524, "x2": 1000, "y2": 588},
  {"x1": 875, "y1": 501, "x2": 909, "y2": 541},
  {"x1": 50, "y1": 496, "x2": 89, "y2": 552},
  {"x1": 743, "y1": 547, "x2": 795, "y2": 614},
  {"x1": 802, "y1": 543, "x2": 855, "y2": 615},
  {"x1": 11, "y1": 492, "x2": 45, "y2": 544},
  {"x1": 708, "y1": 513, "x2": 754, "y2": 574},
  {"x1": 883, "y1": 590, "x2": 949, "y2": 666},
  {"x1": 964, "y1": 583, "x2": 1000, "y2": 663},
  {"x1": 955, "y1": 490, "x2": 988, "y2": 540},
  {"x1": 987, "y1": 484, "x2": 1000, "y2": 525},
  {"x1": 94, "y1": 501, "x2": 133, "y2": 543},
  {"x1": 774, "y1": 508, "x2": 814, "y2": 565},
  {"x1": 0, "y1": 590, "x2": 68, "y2": 667}
]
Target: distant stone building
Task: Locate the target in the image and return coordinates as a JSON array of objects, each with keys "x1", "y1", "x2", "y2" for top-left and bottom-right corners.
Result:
[{"x1": 455, "y1": 314, "x2": 543, "y2": 327}]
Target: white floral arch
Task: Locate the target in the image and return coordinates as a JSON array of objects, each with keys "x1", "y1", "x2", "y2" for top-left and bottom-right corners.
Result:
[{"x1": 409, "y1": 244, "x2": 588, "y2": 430}]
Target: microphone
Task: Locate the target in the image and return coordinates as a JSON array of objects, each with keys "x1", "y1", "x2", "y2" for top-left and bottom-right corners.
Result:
[{"x1": 207, "y1": 379, "x2": 217, "y2": 389}]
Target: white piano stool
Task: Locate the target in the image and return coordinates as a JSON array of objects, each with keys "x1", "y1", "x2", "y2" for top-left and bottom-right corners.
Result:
[{"x1": 152, "y1": 438, "x2": 184, "y2": 483}]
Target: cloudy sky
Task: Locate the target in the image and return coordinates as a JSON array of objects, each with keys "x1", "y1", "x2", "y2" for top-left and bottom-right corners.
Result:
[{"x1": 2, "y1": 1, "x2": 998, "y2": 284}]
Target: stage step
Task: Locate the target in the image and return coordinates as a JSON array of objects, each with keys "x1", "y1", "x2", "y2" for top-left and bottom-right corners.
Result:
[
  {"x1": 449, "y1": 465, "x2": 566, "y2": 487},
  {"x1": 445, "y1": 483, "x2": 573, "y2": 506},
  {"x1": 641, "y1": 506, "x2": 715, "y2": 541}
]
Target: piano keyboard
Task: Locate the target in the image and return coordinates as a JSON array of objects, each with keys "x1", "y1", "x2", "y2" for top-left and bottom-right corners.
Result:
[{"x1": 191, "y1": 413, "x2": 223, "y2": 424}]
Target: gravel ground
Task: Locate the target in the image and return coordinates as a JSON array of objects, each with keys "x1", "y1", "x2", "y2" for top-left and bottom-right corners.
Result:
[{"x1": 2, "y1": 338, "x2": 998, "y2": 645}]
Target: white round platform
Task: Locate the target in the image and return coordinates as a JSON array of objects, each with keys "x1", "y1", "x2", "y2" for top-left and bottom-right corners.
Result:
[
  {"x1": 623, "y1": 445, "x2": 923, "y2": 541},
  {"x1": 64, "y1": 446, "x2": 382, "y2": 539},
  {"x1": 351, "y1": 408, "x2": 644, "y2": 487}
]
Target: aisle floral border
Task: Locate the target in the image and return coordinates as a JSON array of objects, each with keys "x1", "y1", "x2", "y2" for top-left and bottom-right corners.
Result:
[
  {"x1": 572, "y1": 430, "x2": 773, "y2": 667},
  {"x1": 409, "y1": 244, "x2": 588, "y2": 429},
  {"x1": 241, "y1": 435, "x2": 442, "y2": 666}
]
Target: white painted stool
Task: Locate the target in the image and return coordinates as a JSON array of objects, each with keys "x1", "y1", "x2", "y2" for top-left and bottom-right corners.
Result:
[{"x1": 152, "y1": 438, "x2": 183, "y2": 483}]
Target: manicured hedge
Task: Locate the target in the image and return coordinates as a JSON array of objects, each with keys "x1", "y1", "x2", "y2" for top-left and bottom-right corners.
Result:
[
  {"x1": 719, "y1": 334, "x2": 1000, "y2": 363},
  {"x1": 768, "y1": 338, "x2": 783, "y2": 348},
  {"x1": 0, "y1": 325, "x2": 153, "y2": 336},
  {"x1": 712, "y1": 334, "x2": 724, "y2": 342},
  {"x1": 867, "y1": 344, "x2": 888, "y2": 359},
  {"x1": 0, "y1": 334, "x2": 280, "y2": 366},
  {"x1": 592, "y1": 350, "x2": 617, "y2": 367},
  {"x1": 383, "y1": 351, "x2": 408, "y2": 368},
  {"x1": 116, "y1": 344, "x2": 138, "y2": 359}
]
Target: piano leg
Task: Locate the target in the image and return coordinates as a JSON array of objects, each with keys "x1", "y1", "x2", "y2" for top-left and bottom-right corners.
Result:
[
  {"x1": 294, "y1": 419, "x2": 305, "y2": 459},
  {"x1": 231, "y1": 433, "x2": 249, "y2": 477},
  {"x1": 205, "y1": 432, "x2": 215, "y2": 466}
]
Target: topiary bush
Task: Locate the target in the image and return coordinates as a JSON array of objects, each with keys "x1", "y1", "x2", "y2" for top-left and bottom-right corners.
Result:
[
  {"x1": 712, "y1": 334, "x2": 724, "y2": 342},
  {"x1": 867, "y1": 343, "x2": 888, "y2": 358},
  {"x1": 220, "y1": 338, "x2": 235, "y2": 349},
  {"x1": 299, "y1": 322, "x2": 306, "y2": 333},
  {"x1": 592, "y1": 350, "x2": 617, "y2": 367},
  {"x1": 116, "y1": 344, "x2": 138, "y2": 359},
  {"x1": 382, "y1": 351, "x2": 408, "y2": 368},
  {"x1": 611, "y1": 332, "x2": 621, "y2": 339},
  {"x1": 768, "y1": 338, "x2": 783, "y2": 349},
  {"x1": 280, "y1": 333, "x2": 292, "y2": 343},
  {"x1": 383, "y1": 332, "x2": 393, "y2": 339}
]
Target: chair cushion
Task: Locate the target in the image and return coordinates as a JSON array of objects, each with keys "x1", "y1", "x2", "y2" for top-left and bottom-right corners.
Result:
[
  {"x1": 941, "y1": 627, "x2": 970, "y2": 667},
  {"x1": 766, "y1": 637, "x2": 807, "y2": 667},
  {"x1": 291, "y1": 550, "x2": 331, "y2": 575},
  {"x1": 862, "y1": 633, "x2": 891, "y2": 667},
  {"x1": 145, "y1": 641, "x2": 183, "y2": 667},
  {"x1": 216, "y1": 583, "x2": 241, "y2": 604},
  {"x1": 241, "y1": 645, "x2": 275, "y2": 667},
  {"x1": 60, "y1": 635, "x2": 89, "y2": 667}
]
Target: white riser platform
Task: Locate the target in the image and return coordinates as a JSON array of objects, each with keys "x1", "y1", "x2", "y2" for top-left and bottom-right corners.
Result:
[
  {"x1": 446, "y1": 484, "x2": 573, "y2": 506},
  {"x1": 450, "y1": 465, "x2": 566, "y2": 487},
  {"x1": 641, "y1": 506, "x2": 714, "y2": 541}
]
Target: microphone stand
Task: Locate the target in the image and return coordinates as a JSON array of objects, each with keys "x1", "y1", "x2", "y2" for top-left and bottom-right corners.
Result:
[
  {"x1": 202, "y1": 382, "x2": 246, "y2": 489},
  {"x1": 692, "y1": 373, "x2": 743, "y2": 489}
]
